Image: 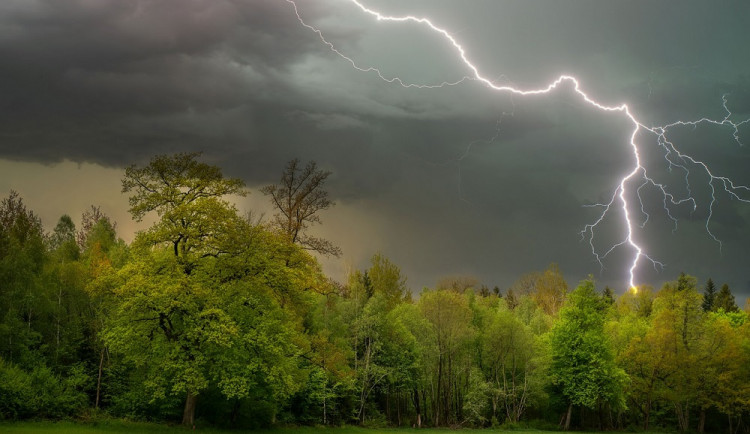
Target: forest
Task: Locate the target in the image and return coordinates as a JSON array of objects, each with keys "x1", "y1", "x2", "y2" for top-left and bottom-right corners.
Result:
[{"x1": 1, "y1": 153, "x2": 749, "y2": 433}]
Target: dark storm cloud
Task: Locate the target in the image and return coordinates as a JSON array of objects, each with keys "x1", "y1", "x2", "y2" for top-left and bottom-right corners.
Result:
[
  {"x1": 0, "y1": 0, "x2": 340, "y2": 165},
  {"x1": 2, "y1": 0, "x2": 750, "y2": 298}
]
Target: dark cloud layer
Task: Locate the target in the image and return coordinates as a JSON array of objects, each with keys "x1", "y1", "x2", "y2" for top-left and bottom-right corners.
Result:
[{"x1": 1, "y1": 0, "x2": 749, "y2": 298}]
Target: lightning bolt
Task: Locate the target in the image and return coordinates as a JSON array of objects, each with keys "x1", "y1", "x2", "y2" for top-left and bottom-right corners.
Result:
[{"x1": 286, "y1": 0, "x2": 750, "y2": 289}]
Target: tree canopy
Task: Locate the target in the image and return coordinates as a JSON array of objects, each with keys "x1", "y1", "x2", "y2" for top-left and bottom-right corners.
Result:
[{"x1": 1, "y1": 154, "x2": 749, "y2": 432}]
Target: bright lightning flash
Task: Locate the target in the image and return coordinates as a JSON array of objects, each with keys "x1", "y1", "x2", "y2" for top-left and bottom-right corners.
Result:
[{"x1": 286, "y1": 0, "x2": 750, "y2": 289}]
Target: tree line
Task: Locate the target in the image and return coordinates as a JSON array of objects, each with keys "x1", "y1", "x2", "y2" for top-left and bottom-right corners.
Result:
[{"x1": 1, "y1": 153, "x2": 749, "y2": 432}]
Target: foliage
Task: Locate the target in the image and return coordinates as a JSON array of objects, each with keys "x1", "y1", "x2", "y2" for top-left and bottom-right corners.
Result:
[
  {"x1": 715, "y1": 283, "x2": 740, "y2": 313},
  {"x1": 0, "y1": 359, "x2": 88, "y2": 419},
  {"x1": 702, "y1": 278, "x2": 716, "y2": 312},
  {"x1": 2, "y1": 156, "x2": 750, "y2": 432},
  {"x1": 548, "y1": 279, "x2": 627, "y2": 429}
]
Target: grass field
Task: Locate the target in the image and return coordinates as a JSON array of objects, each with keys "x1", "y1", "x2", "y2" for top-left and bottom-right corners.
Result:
[{"x1": 0, "y1": 421, "x2": 670, "y2": 434}]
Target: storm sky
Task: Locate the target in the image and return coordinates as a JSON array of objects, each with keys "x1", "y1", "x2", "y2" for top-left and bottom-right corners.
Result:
[{"x1": 1, "y1": 0, "x2": 749, "y2": 298}]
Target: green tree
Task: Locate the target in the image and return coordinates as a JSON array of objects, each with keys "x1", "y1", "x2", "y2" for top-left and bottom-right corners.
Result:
[
  {"x1": 533, "y1": 263, "x2": 568, "y2": 316},
  {"x1": 76, "y1": 205, "x2": 117, "y2": 251},
  {"x1": 418, "y1": 289, "x2": 474, "y2": 426},
  {"x1": 508, "y1": 264, "x2": 568, "y2": 316},
  {"x1": 351, "y1": 293, "x2": 389, "y2": 424},
  {"x1": 122, "y1": 152, "x2": 246, "y2": 268},
  {"x1": 714, "y1": 283, "x2": 739, "y2": 313},
  {"x1": 0, "y1": 191, "x2": 47, "y2": 366},
  {"x1": 387, "y1": 302, "x2": 433, "y2": 427},
  {"x1": 548, "y1": 279, "x2": 627, "y2": 430},
  {"x1": 367, "y1": 253, "x2": 408, "y2": 309},
  {"x1": 49, "y1": 215, "x2": 78, "y2": 256},
  {"x1": 104, "y1": 249, "x2": 303, "y2": 426},
  {"x1": 643, "y1": 275, "x2": 704, "y2": 431},
  {"x1": 301, "y1": 291, "x2": 355, "y2": 425},
  {"x1": 112, "y1": 153, "x2": 310, "y2": 426},
  {"x1": 481, "y1": 299, "x2": 547, "y2": 423},
  {"x1": 694, "y1": 311, "x2": 749, "y2": 432},
  {"x1": 676, "y1": 272, "x2": 692, "y2": 291},
  {"x1": 702, "y1": 278, "x2": 716, "y2": 312}
]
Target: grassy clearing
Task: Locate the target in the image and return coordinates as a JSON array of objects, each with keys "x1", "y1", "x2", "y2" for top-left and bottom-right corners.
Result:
[{"x1": 0, "y1": 422, "x2": 670, "y2": 434}]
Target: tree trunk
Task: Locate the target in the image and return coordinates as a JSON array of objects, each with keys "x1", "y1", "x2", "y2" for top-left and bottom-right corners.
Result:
[
  {"x1": 675, "y1": 402, "x2": 689, "y2": 432},
  {"x1": 230, "y1": 399, "x2": 241, "y2": 426},
  {"x1": 564, "y1": 402, "x2": 573, "y2": 431},
  {"x1": 95, "y1": 348, "x2": 105, "y2": 409},
  {"x1": 698, "y1": 408, "x2": 705, "y2": 433},
  {"x1": 396, "y1": 392, "x2": 401, "y2": 426},
  {"x1": 56, "y1": 287, "x2": 62, "y2": 362},
  {"x1": 436, "y1": 353, "x2": 443, "y2": 426},
  {"x1": 182, "y1": 391, "x2": 197, "y2": 427}
]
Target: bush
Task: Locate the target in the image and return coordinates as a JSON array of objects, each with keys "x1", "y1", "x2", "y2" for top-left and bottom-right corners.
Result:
[{"x1": 0, "y1": 358, "x2": 89, "y2": 420}]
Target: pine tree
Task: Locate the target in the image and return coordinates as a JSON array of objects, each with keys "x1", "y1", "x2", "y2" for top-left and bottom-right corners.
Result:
[
  {"x1": 714, "y1": 283, "x2": 739, "y2": 313},
  {"x1": 702, "y1": 278, "x2": 716, "y2": 312}
]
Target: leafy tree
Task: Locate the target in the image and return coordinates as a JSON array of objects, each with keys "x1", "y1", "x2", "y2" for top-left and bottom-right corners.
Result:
[
  {"x1": 76, "y1": 205, "x2": 118, "y2": 251},
  {"x1": 351, "y1": 293, "x2": 389, "y2": 424},
  {"x1": 0, "y1": 359, "x2": 89, "y2": 419},
  {"x1": 607, "y1": 300, "x2": 649, "y2": 428},
  {"x1": 644, "y1": 276, "x2": 704, "y2": 431},
  {"x1": 112, "y1": 153, "x2": 309, "y2": 426},
  {"x1": 43, "y1": 240, "x2": 88, "y2": 369},
  {"x1": 49, "y1": 215, "x2": 78, "y2": 256},
  {"x1": 548, "y1": 279, "x2": 627, "y2": 430},
  {"x1": 509, "y1": 264, "x2": 568, "y2": 315},
  {"x1": 481, "y1": 299, "x2": 547, "y2": 423},
  {"x1": 0, "y1": 191, "x2": 46, "y2": 365},
  {"x1": 104, "y1": 249, "x2": 303, "y2": 426},
  {"x1": 702, "y1": 278, "x2": 716, "y2": 312},
  {"x1": 387, "y1": 302, "x2": 433, "y2": 427},
  {"x1": 714, "y1": 283, "x2": 739, "y2": 313},
  {"x1": 378, "y1": 304, "x2": 422, "y2": 425},
  {"x1": 261, "y1": 159, "x2": 341, "y2": 257},
  {"x1": 300, "y1": 292, "x2": 354, "y2": 425},
  {"x1": 122, "y1": 152, "x2": 246, "y2": 267},
  {"x1": 617, "y1": 285, "x2": 653, "y2": 318},
  {"x1": 676, "y1": 272, "x2": 693, "y2": 291},
  {"x1": 418, "y1": 289, "x2": 474, "y2": 426},
  {"x1": 45, "y1": 215, "x2": 90, "y2": 369},
  {"x1": 694, "y1": 312, "x2": 749, "y2": 432},
  {"x1": 463, "y1": 367, "x2": 491, "y2": 426},
  {"x1": 533, "y1": 264, "x2": 568, "y2": 315},
  {"x1": 367, "y1": 253, "x2": 408, "y2": 309}
]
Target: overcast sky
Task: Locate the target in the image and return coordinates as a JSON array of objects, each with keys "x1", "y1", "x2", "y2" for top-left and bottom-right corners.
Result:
[{"x1": 1, "y1": 0, "x2": 749, "y2": 299}]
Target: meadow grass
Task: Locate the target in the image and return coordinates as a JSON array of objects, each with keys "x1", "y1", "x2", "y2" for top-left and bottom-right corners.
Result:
[{"x1": 0, "y1": 421, "x2": 669, "y2": 434}]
